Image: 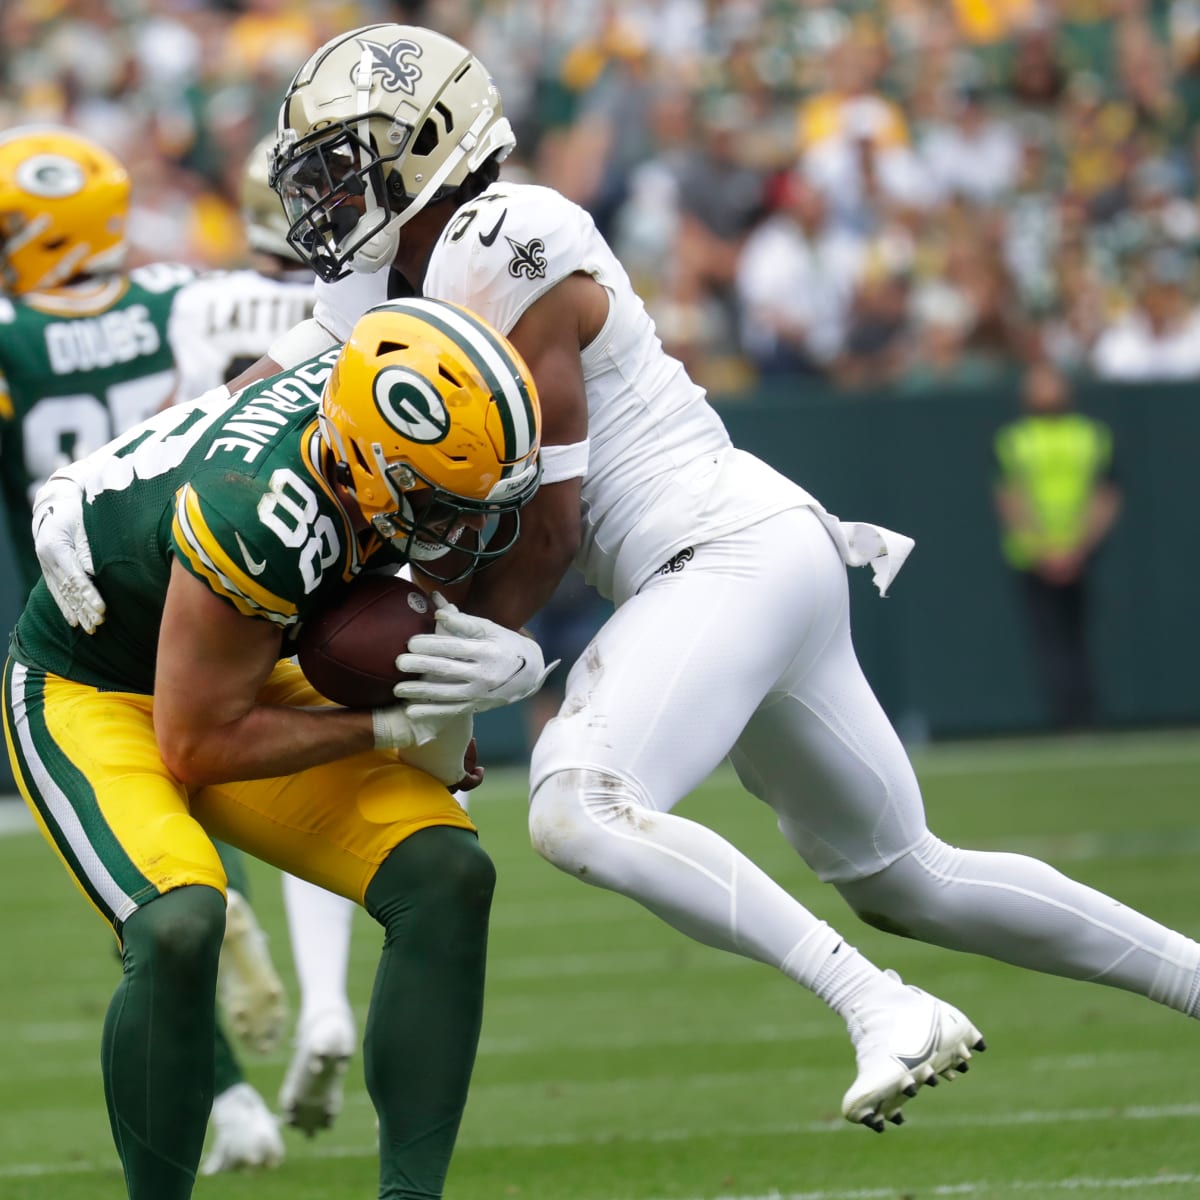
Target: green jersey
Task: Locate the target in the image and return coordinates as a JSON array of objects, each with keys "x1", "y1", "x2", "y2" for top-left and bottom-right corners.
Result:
[
  {"x1": 0, "y1": 263, "x2": 198, "y2": 589},
  {"x1": 10, "y1": 347, "x2": 403, "y2": 693}
]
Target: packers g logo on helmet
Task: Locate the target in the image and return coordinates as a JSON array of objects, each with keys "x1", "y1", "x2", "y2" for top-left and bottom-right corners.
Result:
[
  {"x1": 0, "y1": 126, "x2": 130, "y2": 294},
  {"x1": 15, "y1": 155, "x2": 86, "y2": 199},
  {"x1": 374, "y1": 366, "x2": 450, "y2": 443},
  {"x1": 320, "y1": 297, "x2": 541, "y2": 583}
]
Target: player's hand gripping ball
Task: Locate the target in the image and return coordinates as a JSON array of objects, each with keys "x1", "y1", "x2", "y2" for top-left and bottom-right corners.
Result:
[{"x1": 296, "y1": 574, "x2": 436, "y2": 708}]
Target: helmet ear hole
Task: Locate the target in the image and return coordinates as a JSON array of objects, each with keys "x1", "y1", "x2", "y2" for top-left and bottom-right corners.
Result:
[{"x1": 412, "y1": 117, "x2": 440, "y2": 158}]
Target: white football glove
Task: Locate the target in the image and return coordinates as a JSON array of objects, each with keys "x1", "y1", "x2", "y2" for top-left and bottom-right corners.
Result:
[
  {"x1": 371, "y1": 705, "x2": 477, "y2": 787},
  {"x1": 33, "y1": 473, "x2": 106, "y2": 634},
  {"x1": 370, "y1": 700, "x2": 466, "y2": 749},
  {"x1": 393, "y1": 712, "x2": 475, "y2": 788},
  {"x1": 392, "y1": 595, "x2": 556, "y2": 721}
]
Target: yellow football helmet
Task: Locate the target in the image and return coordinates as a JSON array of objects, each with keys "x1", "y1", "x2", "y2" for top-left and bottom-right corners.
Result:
[
  {"x1": 320, "y1": 297, "x2": 541, "y2": 582},
  {"x1": 240, "y1": 133, "x2": 305, "y2": 263},
  {"x1": 270, "y1": 23, "x2": 515, "y2": 281},
  {"x1": 0, "y1": 126, "x2": 130, "y2": 294}
]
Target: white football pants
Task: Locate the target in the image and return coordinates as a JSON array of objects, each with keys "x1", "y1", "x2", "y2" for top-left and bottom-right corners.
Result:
[{"x1": 529, "y1": 506, "x2": 1200, "y2": 1016}]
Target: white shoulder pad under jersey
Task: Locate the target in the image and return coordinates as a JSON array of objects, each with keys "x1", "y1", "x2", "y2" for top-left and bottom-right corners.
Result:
[
  {"x1": 311, "y1": 267, "x2": 391, "y2": 343},
  {"x1": 423, "y1": 183, "x2": 584, "y2": 335}
]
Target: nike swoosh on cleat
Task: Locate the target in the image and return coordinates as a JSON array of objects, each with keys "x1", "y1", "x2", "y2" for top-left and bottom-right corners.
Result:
[
  {"x1": 235, "y1": 532, "x2": 268, "y2": 576},
  {"x1": 479, "y1": 211, "x2": 507, "y2": 246},
  {"x1": 893, "y1": 1027, "x2": 939, "y2": 1071}
]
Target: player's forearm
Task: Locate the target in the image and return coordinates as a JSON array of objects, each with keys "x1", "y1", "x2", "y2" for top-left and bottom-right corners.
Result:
[
  {"x1": 465, "y1": 535, "x2": 574, "y2": 630},
  {"x1": 157, "y1": 703, "x2": 376, "y2": 788}
]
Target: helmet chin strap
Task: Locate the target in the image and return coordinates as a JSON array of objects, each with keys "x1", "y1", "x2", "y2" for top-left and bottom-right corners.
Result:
[
  {"x1": 348, "y1": 109, "x2": 512, "y2": 276},
  {"x1": 350, "y1": 224, "x2": 399, "y2": 274},
  {"x1": 349, "y1": 43, "x2": 396, "y2": 276}
]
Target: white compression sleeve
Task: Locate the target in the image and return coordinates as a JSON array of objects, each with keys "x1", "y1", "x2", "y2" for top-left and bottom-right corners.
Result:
[
  {"x1": 837, "y1": 832, "x2": 1200, "y2": 1016},
  {"x1": 281, "y1": 874, "x2": 356, "y2": 1027}
]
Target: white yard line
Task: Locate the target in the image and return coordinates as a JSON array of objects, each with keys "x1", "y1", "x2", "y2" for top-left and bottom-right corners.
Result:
[
  {"x1": 651, "y1": 1177, "x2": 1200, "y2": 1200},
  {"x1": 6, "y1": 1102, "x2": 1200, "y2": 1179}
]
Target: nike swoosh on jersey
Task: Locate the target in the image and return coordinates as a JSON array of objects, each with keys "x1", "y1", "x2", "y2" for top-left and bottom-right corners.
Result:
[
  {"x1": 479, "y1": 211, "x2": 507, "y2": 247},
  {"x1": 235, "y1": 532, "x2": 268, "y2": 576}
]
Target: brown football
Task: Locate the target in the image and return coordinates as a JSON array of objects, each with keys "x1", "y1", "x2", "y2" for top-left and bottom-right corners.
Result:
[{"x1": 296, "y1": 574, "x2": 436, "y2": 709}]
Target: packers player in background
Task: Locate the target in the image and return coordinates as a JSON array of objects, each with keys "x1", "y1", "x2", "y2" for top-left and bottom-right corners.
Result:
[
  {"x1": 0, "y1": 125, "x2": 288, "y2": 1172},
  {"x1": 4, "y1": 297, "x2": 549, "y2": 1200},
  {"x1": 39, "y1": 21, "x2": 1200, "y2": 1143}
]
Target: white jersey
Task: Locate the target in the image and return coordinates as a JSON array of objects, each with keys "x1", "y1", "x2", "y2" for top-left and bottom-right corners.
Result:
[
  {"x1": 309, "y1": 183, "x2": 809, "y2": 603},
  {"x1": 169, "y1": 267, "x2": 315, "y2": 403}
]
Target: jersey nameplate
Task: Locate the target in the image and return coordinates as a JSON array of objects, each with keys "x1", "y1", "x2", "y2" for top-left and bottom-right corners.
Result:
[{"x1": 44, "y1": 304, "x2": 160, "y2": 374}]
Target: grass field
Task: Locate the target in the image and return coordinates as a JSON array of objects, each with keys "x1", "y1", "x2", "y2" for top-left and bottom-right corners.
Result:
[{"x1": 4, "y1": 729, "x2": 1200, "y2": 1200}]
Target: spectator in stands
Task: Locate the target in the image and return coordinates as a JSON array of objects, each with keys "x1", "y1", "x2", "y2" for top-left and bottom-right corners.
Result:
[
  {"x1": 1091, "y1": 246, "x2": 1200, "y2": 380},
  {"x1": 993, "y1": 362, "x2": 1121, "y2": 729},
  {"x1": 919, "y1": 81, "x2": 1023, "y2": 207},
  {"x1": 895, "y1": 279, "x2": 1010, "y2": 394},
  {"x1": 832, "y1": 263, "x2": 912, "y2": 391},
  {"x1": 656, "y1": 92, "x2": 770, "y2": 376},
  {"x1": 799, "y1": 33, "x2": 935, "y2": 231},
  {"x1": 734, "y1": 172, "x2": 865, "y2": 377}
]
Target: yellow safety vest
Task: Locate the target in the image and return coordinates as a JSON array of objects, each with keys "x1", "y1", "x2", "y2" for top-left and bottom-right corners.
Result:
[{"x1": 994, "y1": 413, "x2": 1113, "y2": 569}]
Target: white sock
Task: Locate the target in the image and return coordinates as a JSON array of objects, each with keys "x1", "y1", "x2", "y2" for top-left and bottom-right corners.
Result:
[{"x1": 281, "y1": 874, "x2": 356, "y2": 1028}]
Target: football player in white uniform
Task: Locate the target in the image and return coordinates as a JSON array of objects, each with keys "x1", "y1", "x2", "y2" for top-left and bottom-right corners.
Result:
[
  {"x1": 38, "y1": 24, "x2": 1200, "y2": 1137},
  {"x1": 167, "y1": 135, "x2": 317, "y2": 403}
]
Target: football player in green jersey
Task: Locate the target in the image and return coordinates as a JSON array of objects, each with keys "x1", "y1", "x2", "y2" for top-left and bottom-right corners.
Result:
[
  {"x1": 0, "y1": 124, "x2": 295, "y2": 1170},
  {"x1": 0, "y1": 126, "x2": 200, "y2": 591},
  {"x1": 3, "y1": 296, "x2": 547, "y2": 1200}
]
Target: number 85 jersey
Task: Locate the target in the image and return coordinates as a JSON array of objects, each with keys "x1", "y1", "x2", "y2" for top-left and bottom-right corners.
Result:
[
  {"x1": 10, "y1": 347, "x2": 399, "y2": 695},
  {"x1": 0, "y1": 263, "x2": 197, "y2": 590}
]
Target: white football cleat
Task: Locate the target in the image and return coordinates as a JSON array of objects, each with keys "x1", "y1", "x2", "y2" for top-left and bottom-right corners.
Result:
[
  {"x1": 201, "y1": 1082, "x2": 285, "y2": 1174},
  {"x1": 218, "y1": 889, "x2": 288, "y2": 1056},
  {"x1": 841, "y1": 969, "x2": 985, "y2": 1132},
  {"x1": 278, "y1": 1008, "x2": 357, "y2": 1137}
]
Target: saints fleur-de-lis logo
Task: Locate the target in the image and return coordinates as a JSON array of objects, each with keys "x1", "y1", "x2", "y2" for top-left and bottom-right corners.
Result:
[
  {"x1": 505, "y1": 236, "x2": 547, "y2": 280},
  {"x1": 351, "y1": 39, "x2": 423, "y2": 94}
]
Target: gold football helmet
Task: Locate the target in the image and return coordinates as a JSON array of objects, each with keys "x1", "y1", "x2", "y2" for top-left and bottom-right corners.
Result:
[
  {"x1": 270, "y1": 23, "x2": 515, "y2": 281},
  {"x1": 0, "y1": 126, "x2": 130, "y2": 294},
  {"x1": 240, "y1": 133, "x2": 304, "y2": 263},
  {"x1": 320, "y1": 297, "x2": 541, "y2": 582}
]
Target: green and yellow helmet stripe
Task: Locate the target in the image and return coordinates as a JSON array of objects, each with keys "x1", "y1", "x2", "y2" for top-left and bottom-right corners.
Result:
[{"x1": 367, "y1": 298, "x2": 538, "y2": 468}]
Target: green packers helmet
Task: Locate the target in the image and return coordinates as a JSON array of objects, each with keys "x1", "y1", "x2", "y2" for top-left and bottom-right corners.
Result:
[
  {"x1": 320, "y1": 298, "x2": 541, "y2": 582},
  {"x1": 270, "y1": 24, "x2": 515, "y2": 282}
]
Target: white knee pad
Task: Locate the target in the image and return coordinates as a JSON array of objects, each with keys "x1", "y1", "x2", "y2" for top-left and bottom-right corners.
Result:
[{"x1": 528, "y1": 767, "x2": 647, "y2": 876}]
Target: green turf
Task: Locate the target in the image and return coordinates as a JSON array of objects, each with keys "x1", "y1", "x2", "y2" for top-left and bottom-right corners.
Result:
[{"x1": 4, "y1": 729, "x2": 1200, "y2": 1199}]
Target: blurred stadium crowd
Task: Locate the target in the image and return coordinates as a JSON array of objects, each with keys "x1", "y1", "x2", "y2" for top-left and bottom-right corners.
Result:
[{"x1": 4, "y1": 0, "x2": 1200, "y2": 396}]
